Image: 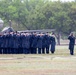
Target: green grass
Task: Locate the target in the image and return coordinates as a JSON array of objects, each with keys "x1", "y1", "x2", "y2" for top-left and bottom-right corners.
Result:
[{"x1": 0, "y1": 45, "x2": 76, "y2": 75}]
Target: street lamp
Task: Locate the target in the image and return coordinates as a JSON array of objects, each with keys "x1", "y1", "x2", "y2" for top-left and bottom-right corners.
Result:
[{"x1": 0, "y1": 18, "x2": 4, "y2": 30}]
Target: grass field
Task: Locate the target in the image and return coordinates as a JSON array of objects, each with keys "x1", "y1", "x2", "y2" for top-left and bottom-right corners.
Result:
[{"x1": 0, "y1": 45, "x2": 76, "y2": 75}]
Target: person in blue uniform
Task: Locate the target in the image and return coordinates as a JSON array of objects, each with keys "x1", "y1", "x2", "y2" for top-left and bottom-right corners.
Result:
[
  {"x1": 50, "y1": 33, "x2": 56, "y2": 54},
  {"x1": 42, "y1": 33, "x2": 50, "y2": 54},
  {"x1": 16, "y1": 32, "x2": 21, "y2": 54},
  {"x1": 24, "y1": 33, "x2": 31, "y2": 54},
  {"x1": 31, "y1": 32, "x2": 38, "y2": 54},
  {"x1": 1, "y1": 33, "x2": 8, "y2": 54},
  {"x1": 42, "y1": 34, "x2": 46, "y2": 54},
  {"x1": 8, "y1": 32, "x2": 14, "y2": 54},
  {"x1": 18, "y1": 33, "x2": 22, "y2": 54},
  {"x1": 37, "y1": 33, "x2": 43, "y2": 54},
  {"x1": 68, "y1": 33, "x2": 75, "y2": 55},
  {"x1": 45, "y1": 32, "x2": 50, "y2": 54},
  {"x1": 20, "y1": 33, "x2": 26, "y2": 54},
  {"x1": 12, "y1": 32, "x2": 19, "y2": 54},
  {"x1": 0, "y1": 34, "x2": 2, "y2": 54}
]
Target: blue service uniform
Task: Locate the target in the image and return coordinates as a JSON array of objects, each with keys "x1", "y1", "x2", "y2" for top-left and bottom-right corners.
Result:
[
  {"x1": 42, "y1": 35, "x2": 46, "y2": 54},
  {"x1": 7, "y1": 34, "x2": 13, "y2": 54},
  {"x1": 24, "y1": 35, "x2": 31, "y2": 54},
  {"x1": 12, "y1": 34, "x2": 19, "y2": 54},
  {"x1": 0, "y1": 35, "x2": 3, "y2": 54},
  {"x1": 21, "y1": 34, "x2": 28, "y2": 54},
  {"x1": 1, "y1": 34, "x2": 8, "y2": 54},
  {"x1": 18, "y1": 34, "x2": 23, "y2": 54},
  {"x1": 37, "y1": 35, "x2": 43, "y2": 54},
  {"x1": 68, "y1": 36, "x2": 75, "y2": 55},
  {"x1": 50, "y1": 36, "x2": 56, "y2": 53},
  {"x1": 31, "y1": 34, "x2": 38, "y2": 54},
  {"x1": 45, "y1": 35, "x2": 50, "y2": 54}
]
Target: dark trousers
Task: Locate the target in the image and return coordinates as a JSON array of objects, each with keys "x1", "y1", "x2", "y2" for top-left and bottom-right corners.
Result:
[
  {"x1": 38, "y1": 48, "x2": 41, "y2": 54},
  {"x1": 26, "y1": 48, "x2": 30, "y2": 54},
  {"x1": 18, "y1": 48, "x2": 23, "y2": 54},
  {"x1": 30, "y1": 47, "x2": 33, "y2": 54},
  {"x1": 32, "y1": 48, "x2": 37, "y2": 54},
  {"x1": 31, "y1": 48, "x2": 37, "y2": 54},
  {"x1": 23, "y1": 48, "x2": 26, "y2": 54},
  {"x1": 0, "y1": 48, "x2": 2, "y2": 54},
  {"x1": 69, "y1": 45, "x2": 74, "y2": 55},
  {"x1": 11, "y1": 48, "x2": 15, "y2": 54},
  {"x1": 23, "y1": 48, "x2": 29, "y2": 54},
  {"x1": 3, "y1": 48, "x2": 7, "y2": 54},
  {"x1": 7, "y1": 48, "x2": 12, "y2": 54},
  {"x1": 46, "y1": 47, "x2": 49, "y2": 54},
  {"x1": 42, "y1": 48, "x2": 45, "y2": 54},
  {"x1": 70, "y1": 49, "x2": 74, "y2": 55},
  {"x1": 12, "y1": 48, "x2": 18, "y2": 54}
]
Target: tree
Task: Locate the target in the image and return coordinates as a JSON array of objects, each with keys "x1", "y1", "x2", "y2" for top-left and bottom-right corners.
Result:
[{"x1": 0, "y1": 0, "x2": 76, "y2": 37}]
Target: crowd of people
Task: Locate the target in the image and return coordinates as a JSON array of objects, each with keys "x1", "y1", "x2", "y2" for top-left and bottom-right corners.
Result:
[{"x1": 0, "y1": 32, "x2": 56, "y2": 54}]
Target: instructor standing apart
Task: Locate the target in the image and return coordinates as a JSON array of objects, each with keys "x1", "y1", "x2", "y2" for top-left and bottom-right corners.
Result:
[{"x1": 68, "y1": 33, "x2": 75, "y2": 55}]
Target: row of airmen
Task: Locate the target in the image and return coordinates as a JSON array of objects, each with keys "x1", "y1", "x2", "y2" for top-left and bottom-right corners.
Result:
[{"x1": 0, "y1": 32, "x2": 56, "y2": 54}]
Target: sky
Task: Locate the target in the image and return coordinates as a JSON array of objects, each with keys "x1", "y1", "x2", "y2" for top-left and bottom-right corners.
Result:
[{"x1": 51, "y1": 0, "x2": 75, "y2": 2}]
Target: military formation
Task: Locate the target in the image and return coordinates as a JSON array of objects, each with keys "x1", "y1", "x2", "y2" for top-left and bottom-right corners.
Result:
[{"x1": 0, "y1": 31, "x2": 56, "y2": 54}]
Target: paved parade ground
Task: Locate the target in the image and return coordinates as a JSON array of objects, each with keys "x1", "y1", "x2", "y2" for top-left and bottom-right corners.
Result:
[{"x1": 0, "y1": 45, "x2": 76, "y2": 75}]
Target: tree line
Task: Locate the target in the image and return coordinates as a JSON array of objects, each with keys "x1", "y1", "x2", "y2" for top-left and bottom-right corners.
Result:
[{"x1": 0, "y1": 0, "x2": 76, "y2": 35}]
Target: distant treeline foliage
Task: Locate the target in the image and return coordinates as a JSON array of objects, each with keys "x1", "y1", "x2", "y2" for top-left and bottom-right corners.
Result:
[{"x1": 0, "y1": 0, "x2": 76, "y2": 35}]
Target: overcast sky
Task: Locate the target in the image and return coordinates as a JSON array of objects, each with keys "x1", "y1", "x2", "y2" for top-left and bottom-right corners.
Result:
[{"x1": 52, "y1": 0, "x2": 75, "y2": 2}]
